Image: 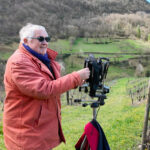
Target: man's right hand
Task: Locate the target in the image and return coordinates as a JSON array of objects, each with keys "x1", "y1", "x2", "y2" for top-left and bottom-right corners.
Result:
[{"x1": 77, "y1": 68, "x2": 90, "y2": 81}]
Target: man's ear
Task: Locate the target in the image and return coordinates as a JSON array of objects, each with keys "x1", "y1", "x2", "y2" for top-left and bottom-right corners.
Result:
[{"x1": 23, "y1": 38, "x2": 28, "y2": 44}]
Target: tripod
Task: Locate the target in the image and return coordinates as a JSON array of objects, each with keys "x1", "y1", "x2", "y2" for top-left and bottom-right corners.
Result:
[{"x1": 75, "y1": 95, "x2": 107, "y2": 150}]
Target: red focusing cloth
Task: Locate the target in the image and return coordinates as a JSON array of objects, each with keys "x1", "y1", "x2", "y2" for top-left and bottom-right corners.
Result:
[
  {"x1": 84, "y1": 122, "x2": 99, "y2": 150},
  {"x1": 75, "y1": 122, "x2": 99, "y2": 150}
]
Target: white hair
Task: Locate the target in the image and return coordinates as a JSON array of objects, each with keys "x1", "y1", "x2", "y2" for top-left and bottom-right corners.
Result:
[{"x1": 19, "y1": 23, "x2": 48, "y2": 43}]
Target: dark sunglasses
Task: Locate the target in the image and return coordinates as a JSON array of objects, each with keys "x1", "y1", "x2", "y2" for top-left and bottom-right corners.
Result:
[{"x1": 31, "y1": 36, "x2": 51, "y2": 42}]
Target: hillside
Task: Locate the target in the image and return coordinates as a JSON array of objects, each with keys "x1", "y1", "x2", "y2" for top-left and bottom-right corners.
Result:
[{"x1": 0, "y1": 0, "x2": 150, "y2": 43}]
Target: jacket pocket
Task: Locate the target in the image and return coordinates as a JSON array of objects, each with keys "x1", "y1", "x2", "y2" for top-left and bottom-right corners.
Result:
[{"x1": 34, "y1": 105, "x2": 42, "y2": 126}]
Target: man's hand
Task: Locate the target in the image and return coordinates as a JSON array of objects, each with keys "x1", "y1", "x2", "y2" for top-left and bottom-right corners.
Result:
[{"x1": 77, "y1": 68, "x2": 90, "y2": 81}]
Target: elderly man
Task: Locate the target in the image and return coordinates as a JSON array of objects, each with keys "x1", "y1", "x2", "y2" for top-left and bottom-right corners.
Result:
[{"x1": 3, "y1": 23, "x2": 90, "y2": 150}]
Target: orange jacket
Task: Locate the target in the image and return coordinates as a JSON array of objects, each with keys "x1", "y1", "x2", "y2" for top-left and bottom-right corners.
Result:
[{"x1": 3, "y1": 44, "x2": 81, "y2": 150}]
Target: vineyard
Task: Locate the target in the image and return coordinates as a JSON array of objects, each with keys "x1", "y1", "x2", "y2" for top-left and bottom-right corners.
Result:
[
  {"x1": 126, "y1": 78, "x2": 149, "y2": 105},
  {"x1": 125, "y1": 77, "x2": 150, "y2": 149}
]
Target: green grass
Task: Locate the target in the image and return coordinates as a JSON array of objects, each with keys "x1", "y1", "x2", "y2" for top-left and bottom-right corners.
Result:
[
  {"x1": 48, "y1": 38, "x2": 150, "y2": 55},
  {"x1": 60, "y1": 38, "x2": 150, "y2": 54},
  {"x1": 107, "y1": 65, "x2": 135, "y2": 81},
  {"x1": 0, "y1": 78, "x2": 146, "y2": 150},
  {"x1": 0, "y1": 51, "x2": 14, "y2": 61},
  {"x1": 49, "y1": 39, "x2": 70, "y2": 54},
  {"x1": 0, "y1": 105, "x2": 5, "y2": 150},
  {"x1": 49, "y1": 38, "x2": 150, "y2": 62},
  {"x1": 72, "y1": 38, "x2": 120, "y2": 53},
  {"x1": 127, "y1": 39, "x2": 150, "y2": 52},
  {"x1": 1, "y1": 38, "x2": 150, "y2": 62}
]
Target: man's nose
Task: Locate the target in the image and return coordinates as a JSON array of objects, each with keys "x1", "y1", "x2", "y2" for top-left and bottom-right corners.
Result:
[{"x1": 42, "y1": 40, "x2": 48, "y2": 44}]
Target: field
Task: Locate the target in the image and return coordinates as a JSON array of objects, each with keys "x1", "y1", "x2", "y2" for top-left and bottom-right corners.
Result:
[{"x1": 0, "y1": 38, "x2": 150, "y2": 149}]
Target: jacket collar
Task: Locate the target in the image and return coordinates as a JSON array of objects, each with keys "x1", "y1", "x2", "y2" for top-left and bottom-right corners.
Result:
[{"x1": 18, "y1": 43, "x2": 58, "y2": 80}]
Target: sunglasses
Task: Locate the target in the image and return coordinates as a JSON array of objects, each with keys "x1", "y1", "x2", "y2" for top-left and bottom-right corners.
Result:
[{"x1": 31, "y1": 36, "x2": 51, "y2": 42}]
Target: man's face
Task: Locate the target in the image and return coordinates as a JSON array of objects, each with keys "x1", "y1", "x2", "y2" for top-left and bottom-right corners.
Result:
[{"x1": 25, "y1": 30, "x2": 49, "y2": 55}]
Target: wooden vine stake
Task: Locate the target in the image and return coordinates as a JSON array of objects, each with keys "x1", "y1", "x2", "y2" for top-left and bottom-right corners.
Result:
[{"x1": 141, "y1": 80, "x2": 150, "y2": 150}]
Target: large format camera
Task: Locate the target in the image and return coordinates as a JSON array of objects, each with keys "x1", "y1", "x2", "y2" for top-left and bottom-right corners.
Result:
[
  {"x1": 77, "y1": 54, "x2": 110, "y2": 106},
  {"x1": 84, "y1": 54, "x2": 109, "y2": 97}
]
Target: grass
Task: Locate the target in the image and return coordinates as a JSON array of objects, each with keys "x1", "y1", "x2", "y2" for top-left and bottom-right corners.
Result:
[
  {"x1": 0, "y1": 78, "x2": 146, "y2": 150},
  {"x1": 49, "y1": 39, "x2": 70, "y2": 54},
  {"x1": 72, "y1": 38, "x2": 120, "y2": 53},
  {"x1": 49, "y1": 38, "x2": 150, "y2": 63},
  {"x1": 107, "y1": 65, "x2": 135, "y2": 81},
  {"x1": 127, "y1": 39, "x2": 150, "y2": 52},
  {"x1": 0, "y1": 104, "x2": 5, "y2": 150},
  {"x1": 1, "y1": 38, "x2": 150, "y2": 62},
  {"x1": 0, "y1": 51, "x2": 14, "y2": 61},
  {"x1": 60, "y1": 38, "x2": 150, "y2": 54}
]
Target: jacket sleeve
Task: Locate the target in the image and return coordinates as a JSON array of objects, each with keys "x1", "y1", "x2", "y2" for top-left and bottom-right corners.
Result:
[{"x1": 11, "y1": 56, "x2": 82, "y2": 100}]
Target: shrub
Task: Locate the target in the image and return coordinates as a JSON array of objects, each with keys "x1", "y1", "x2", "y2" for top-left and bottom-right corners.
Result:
[{"x1": 136, "y1": 25, "x2": 141, "y2": 39}]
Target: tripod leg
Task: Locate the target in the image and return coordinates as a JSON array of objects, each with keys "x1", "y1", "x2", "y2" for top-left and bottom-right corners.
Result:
[{"x1": 80, "y1": 136, "x2": 87, "y2": 150}]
